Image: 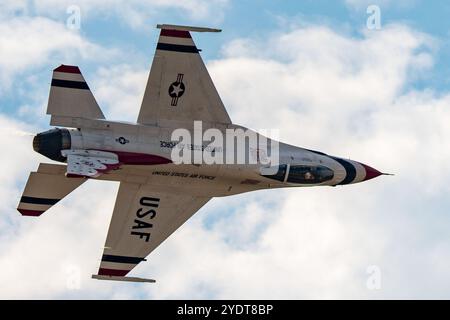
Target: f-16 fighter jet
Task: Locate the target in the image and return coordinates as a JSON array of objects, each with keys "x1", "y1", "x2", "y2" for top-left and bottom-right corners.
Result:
[{"x1": 17, "y1": 24, "x2": 387, "y2": 283}]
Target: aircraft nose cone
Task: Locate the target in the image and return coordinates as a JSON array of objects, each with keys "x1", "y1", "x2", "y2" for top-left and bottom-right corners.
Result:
[{"x1": 359, "y1": 163, "x2": 382, "y2": 181}]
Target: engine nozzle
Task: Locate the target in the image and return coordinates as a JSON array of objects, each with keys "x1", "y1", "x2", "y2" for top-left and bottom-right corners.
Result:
[{"x1": 33, "y1": 128, "x2": 71, "y2": 162}]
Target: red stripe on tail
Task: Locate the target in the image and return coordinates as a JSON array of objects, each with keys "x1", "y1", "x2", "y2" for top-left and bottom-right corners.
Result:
[
  {"x1": 160, "y1": 29, "x2": 191, "y2": 38},
  {"x1": 54, "y1": 65, "x2": 81, "y2": 74}
]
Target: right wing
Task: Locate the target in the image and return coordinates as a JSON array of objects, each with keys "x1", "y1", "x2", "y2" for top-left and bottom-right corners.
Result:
[
  {"x1": 137, "y1": 24, "x2": 231, "y2": 126},
  {"x1": 94, "y1": 182, "x2": 210, "y2": 279}
]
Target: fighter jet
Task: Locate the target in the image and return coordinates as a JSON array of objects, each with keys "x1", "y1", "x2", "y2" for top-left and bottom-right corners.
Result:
[{"x1": 17, "y1": 24, "x2": 386, "y2": 283}]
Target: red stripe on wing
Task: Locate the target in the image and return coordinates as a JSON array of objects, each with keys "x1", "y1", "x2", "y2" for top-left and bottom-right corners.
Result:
[
  {"x1": 98, "y1": 268, "x2": 130, "y2": 277},
  {"x1": 17, "y1": 209, "x2": 45, "y2": 216}
]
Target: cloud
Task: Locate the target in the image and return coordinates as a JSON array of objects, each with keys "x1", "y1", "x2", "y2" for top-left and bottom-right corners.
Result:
[
  {"x1": 18, "y1": 0, "x2": 229, "y2": 29},
  {"x1": 0, "y1": 1, "x2": 29, "y2": 18},
  {"x1": 344, "y1": 0, "x2": 417, "y2": 10},
  {"x1": 0, "y1": 116, "x2": 40, "y2": 214},
  {"x1": 0, "y1": 16, "x2": 104, "y2": 93},
  {"x1": 211, "y1": 25, "x2": 435, "y2": 149},
  {"x1": 92, "y1": 65, "x2": 148, "y2": 121},
  {"x1": 1, "y1": 16, "x2": 450, "y2": 299}
]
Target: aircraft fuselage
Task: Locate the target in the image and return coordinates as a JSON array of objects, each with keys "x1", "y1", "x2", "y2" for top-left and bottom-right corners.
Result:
[{"x1": 32, "y1": 118, "x2": 382, "y2": 197}]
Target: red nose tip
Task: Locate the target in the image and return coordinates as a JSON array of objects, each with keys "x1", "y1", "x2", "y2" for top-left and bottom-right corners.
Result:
[{"x1": 360, "y1": 163, "x2": 382, "y2": 181}]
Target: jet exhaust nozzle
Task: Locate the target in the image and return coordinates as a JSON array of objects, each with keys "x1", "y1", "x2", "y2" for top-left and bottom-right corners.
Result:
[{"x1": 33, "y1": 128, "x2": 71, "y2": 162}]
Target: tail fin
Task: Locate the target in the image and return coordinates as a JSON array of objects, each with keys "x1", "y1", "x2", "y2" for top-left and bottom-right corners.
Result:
[
  {"x1": 17, "y1": 163, "x2": 85, "y2": 217},
  {"x1": 47, "y1": 65, "x2": 104, "y2": 126}
]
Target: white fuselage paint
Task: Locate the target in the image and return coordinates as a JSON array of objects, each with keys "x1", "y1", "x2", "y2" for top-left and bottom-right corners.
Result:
[{"x1": 61, "y1": 119, "x2": 371, "y2": 197}]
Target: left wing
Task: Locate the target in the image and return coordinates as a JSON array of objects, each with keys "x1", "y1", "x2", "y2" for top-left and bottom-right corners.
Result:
[{"x1": 93, "y1": 182, "x2": 210, "y2": 281}]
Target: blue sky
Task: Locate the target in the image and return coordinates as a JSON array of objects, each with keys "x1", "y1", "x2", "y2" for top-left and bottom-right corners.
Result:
[
  {"x1": 1, "y1": 0, "x2": 450, "y2": 299},
  {"x1": 3, "y1": 0, "x2": 450, "y2": 121}
]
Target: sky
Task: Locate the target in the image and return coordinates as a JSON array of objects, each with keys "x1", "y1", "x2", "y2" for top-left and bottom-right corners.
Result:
[{"x1": 1, "y1": 0, "x2": 450, "y2": 299}]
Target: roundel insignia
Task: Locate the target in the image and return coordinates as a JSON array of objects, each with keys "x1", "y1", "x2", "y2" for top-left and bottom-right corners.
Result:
[
  {"x1": 115, "y1": 137, "x2": 130, "y2": 145},
  {"x1": 168, "y1": 82, "x2": 185, "y2": 98},
  {"x1": 168, "y1": 73, "x2": 185, "y2": 106}
]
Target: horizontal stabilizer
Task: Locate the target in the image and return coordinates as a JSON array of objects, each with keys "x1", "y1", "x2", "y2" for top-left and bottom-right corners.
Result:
[
  {"x1": 17, "y1": 163, "x2": 85, "y2": 217},
  {"x1": 47, "y1": 65, "x2": 105, "y2": 126},
  {"x1": 91, "y1": 274, "x2": 156, "y2": 283}
]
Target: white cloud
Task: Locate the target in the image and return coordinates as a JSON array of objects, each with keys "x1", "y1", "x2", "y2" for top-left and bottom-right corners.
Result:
[
  {"x1": 0, "y1": 1, "x2": 29, "y2": 18},
  {"x1": 345, "y1": 0, "x2": 417, "y2": 10},
  {"x1": 24, "y1": 0, "x2": 229, "y2": 29},
  {"x1": 0, "y1": 16, "x2": 105, "y2": 93},
  {"x1": 92, "y1": 64, "x2": 148, "y2": 121},
  {"x1": 0, "y1": 116, "x2": 40, "y2": 213},
  {"x1": 210, "y1": 25, "x2": 436, "y2": 152},
  {"x1": 1, "y1": 17, "x2": 450, "y2": 299}
]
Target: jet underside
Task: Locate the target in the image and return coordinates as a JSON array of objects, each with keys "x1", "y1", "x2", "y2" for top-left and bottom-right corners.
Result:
[{"x1": 17, "y1": 24, "x2": 384, "y2": 283}]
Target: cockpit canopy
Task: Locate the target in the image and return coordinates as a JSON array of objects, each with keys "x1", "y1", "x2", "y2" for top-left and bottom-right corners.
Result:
[{"x1": 261, "y1": 164, "x2": 334, "y2": 184}]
